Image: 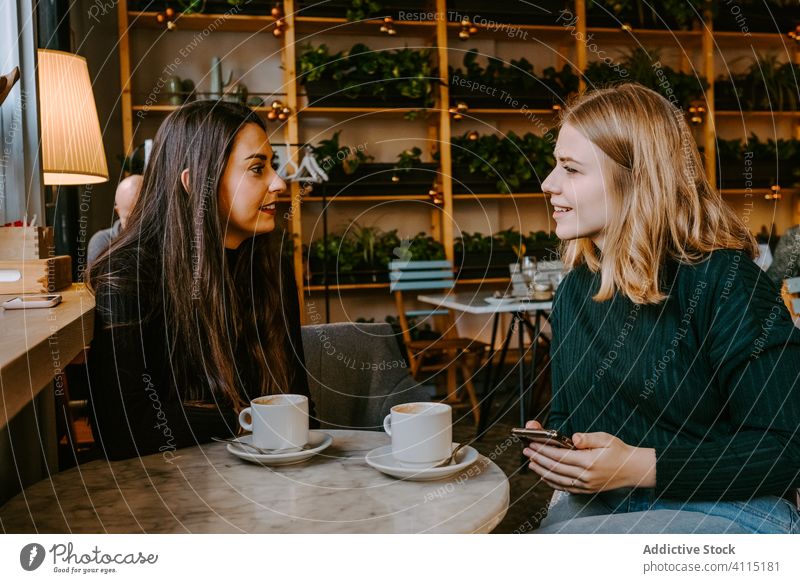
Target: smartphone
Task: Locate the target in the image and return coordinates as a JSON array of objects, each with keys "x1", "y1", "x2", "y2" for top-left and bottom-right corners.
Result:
[
  {"x1": 2, "y1": 294, "x2": 62, "y2": 310},
  {"x1": 511, "y1": 427, "x2": 576, "y2": 449}
]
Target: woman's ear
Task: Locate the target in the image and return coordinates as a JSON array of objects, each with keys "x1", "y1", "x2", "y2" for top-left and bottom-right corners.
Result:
[{"x1": 180, "y1": 168, "x2": 190, "y2": 193}]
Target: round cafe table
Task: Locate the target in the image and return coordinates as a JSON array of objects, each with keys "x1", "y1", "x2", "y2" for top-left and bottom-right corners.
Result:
[{"x1": 0, "y1": 430, "x2": 509, "y2": 533}]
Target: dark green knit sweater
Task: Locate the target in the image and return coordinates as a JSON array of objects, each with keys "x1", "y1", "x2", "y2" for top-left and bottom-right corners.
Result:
[{"x1": 548, "y1": 249, "x2": 800, "y2": 501}]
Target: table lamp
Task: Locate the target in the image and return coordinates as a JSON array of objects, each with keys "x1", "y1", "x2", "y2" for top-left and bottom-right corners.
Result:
[{"x1": 37, "y1": 48, "x2": 108, "y2": 185}]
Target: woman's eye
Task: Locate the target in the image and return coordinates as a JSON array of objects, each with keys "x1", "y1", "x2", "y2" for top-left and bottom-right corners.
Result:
[
  {"x1": 250, "y1": 165, "x2": 264, "y2": 175},
  {"x1": 562, "y1": 165, "x2": 577, "y2": 174}
]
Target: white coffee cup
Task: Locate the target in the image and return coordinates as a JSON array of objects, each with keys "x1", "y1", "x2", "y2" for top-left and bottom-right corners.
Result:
[
  {"x1": 238, "y1": 394, "x2": 309, "y2": 451},
  {"x1": 382, "y1": 402, "x2": 452, "y2": 467}
]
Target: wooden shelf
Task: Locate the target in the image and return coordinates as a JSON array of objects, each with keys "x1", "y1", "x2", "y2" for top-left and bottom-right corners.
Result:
[
  {"x1": 721, "y1": 188, "x2": 797, "y2": 196},
  {"x1": 712, "y1": 30, "x2": 794, "y2": 45},
  {"x1": 582, "y1": 26, "x2": 702, "y2": 45},
  {"x1": 302, "y1": 195, "x2": 431, "y2": 202},
  {"x1": 132, "y1": 104, "x2": 275, "y2": 113},
  {"x1": 453, "y1": 193, "x2": 546, "y2": 200},
  {"x1": 300, "y1": 106, "x2": 432, "y2": 117},
  {"x1": 128, "y1": 11, "x2": 279, "y2": 33},
  {"x1": 305, "y1": 282, "x2": 390, "y2": 292},
  {"x1": 462, "y1": 107, "x2": 560, "y2": 117},
  {"x1": 295, "y1": 16, "x2": 436, "y2": 36},
  {"x1": 715, "y1": 110, "x2": 800, "y2": 118}
]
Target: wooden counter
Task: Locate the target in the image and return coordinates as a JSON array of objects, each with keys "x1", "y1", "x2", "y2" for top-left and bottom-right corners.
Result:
[{"x1": 0, "y1": 284, "x2": 95, "y2": 428}]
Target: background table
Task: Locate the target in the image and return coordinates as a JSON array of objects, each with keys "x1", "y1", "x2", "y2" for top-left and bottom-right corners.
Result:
[
  {"x1": 0, "y1": 430, "x2": 509, "y2": 534},
  {"x1": 417, "y1": 292, "x2": 553, "y2": 436}
]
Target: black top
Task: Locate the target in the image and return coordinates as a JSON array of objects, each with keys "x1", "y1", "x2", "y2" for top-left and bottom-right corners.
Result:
[
  {"x1": 549, "y1": 249, "x2": 800, "y2": 501},
  {"x1": 88, "y1": 246, "x2": 314, "y2": 460}
]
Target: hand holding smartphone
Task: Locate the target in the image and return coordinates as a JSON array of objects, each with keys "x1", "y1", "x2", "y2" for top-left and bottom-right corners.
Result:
[{"x1": 511, "y1": 427, "x2": 576, "y2": 449}]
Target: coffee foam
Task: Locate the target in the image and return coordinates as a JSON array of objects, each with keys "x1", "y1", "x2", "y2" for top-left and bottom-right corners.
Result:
[{"x1": 394, "y1": 403, "x2": 447, "y2": 415}]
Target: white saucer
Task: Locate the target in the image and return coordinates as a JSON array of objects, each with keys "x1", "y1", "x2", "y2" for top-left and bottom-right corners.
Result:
[
  {"x1": 485, "y1": 296, "x2": 516, "y2": 305},
  {"x1": 226, "y1": 431, "x2": 333, "y2": 466},
  {"x1": 365, "y1": 444, "x2": 479, "y2": 481}
]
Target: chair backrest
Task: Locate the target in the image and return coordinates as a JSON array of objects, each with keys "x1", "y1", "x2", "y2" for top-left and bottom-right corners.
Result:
[
  {"x1": 389, "y1": 261, "x2": 455, "y2": 360},
  {"x1": 301, "y1": 322, "x2": 430, "y2": 430},
  {"x1": 389, "y1": 260, "x2": 455, "y2": 292}
]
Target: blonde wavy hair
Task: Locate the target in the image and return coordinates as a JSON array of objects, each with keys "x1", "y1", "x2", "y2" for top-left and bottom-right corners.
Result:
[{"x1": 558, "y1": 83, "x2": 756, "y2": 304}]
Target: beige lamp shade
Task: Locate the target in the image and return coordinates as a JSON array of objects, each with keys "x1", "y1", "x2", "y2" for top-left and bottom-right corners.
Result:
[{"x1": 37, "y1": 49, "x2": 108, "y2": 185}]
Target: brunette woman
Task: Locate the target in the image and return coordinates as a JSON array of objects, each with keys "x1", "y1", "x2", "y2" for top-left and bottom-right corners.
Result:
[
  {"x1": 88, "y1": 101, "x2": 314, "y2": 460},
  {"x1": 525, "y1": 83, "x2": 800, "y2": 533}
]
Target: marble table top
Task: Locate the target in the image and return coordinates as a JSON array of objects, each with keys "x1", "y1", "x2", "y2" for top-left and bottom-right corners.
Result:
[
  {"x1": 0, "y1": 430, "x2": 509, "y2": 534},
  {"x1": 417, "y1": 292, "x2": 552, "y2": 315}
]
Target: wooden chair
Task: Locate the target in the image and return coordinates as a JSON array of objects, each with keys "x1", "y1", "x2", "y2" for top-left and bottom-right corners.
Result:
[{"x1": 389, "y1": 260, "x2": 486, "y2": 424}]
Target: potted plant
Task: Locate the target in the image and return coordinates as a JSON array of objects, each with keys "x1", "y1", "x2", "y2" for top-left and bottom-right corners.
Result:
[
  {"x1": 713, "y1": 0, "x2": 800, "y2": 33},
  {"x1": 715, "y1": 134, "x2": 800, "y2": 189},
  {"x1": 313, "y1": 133, "x2": 437, "y2": 196},
  {"x1": 306, "y1": 232, "x2": 359, "y2": 284},
  {"x1": 734, "y1": 55, "x2": 798, "y2": 111},
  {"x1": 454, "y1": 230, "x2": 519, "y2": 279},
  {"x1": 449, "y1": 50, "x2": 577, "y2": 109},
  {"x1": 585, "y1": 47, "x2": 706, "y2": 109},
  {"x1": 449, "y1": 131, "x2": 554, "y2": 194},
  {"x1": 298, "y1": 43, "x2": 435, "y2": 109},
  {"x1": 586, "y1": 0, "x2": 703, "y2": 30},
  {"x1": 526, "y1": 230, "x2": 561, "y2": 260}
]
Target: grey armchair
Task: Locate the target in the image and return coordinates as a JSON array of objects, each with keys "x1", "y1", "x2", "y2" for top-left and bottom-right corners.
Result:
[{"x1": 302, "y1": 322, "x2": 430, "y2": 430}]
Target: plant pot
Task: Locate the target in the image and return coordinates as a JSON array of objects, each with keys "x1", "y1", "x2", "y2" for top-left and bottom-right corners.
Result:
[
  {"x1": 451, "y1": 164, "x2": 541, "y2": 194},
  {"x1": 586, "y1": 3, "x2": 699, "y2": 30},
  {"x1": 526, "y1": 243, "x2": 560, "y2": 260},
  {"x1": 718, "y1": 159, "x2": 796, "y2": 189},
  {"x1": 449, "y1": 0, "x2": 569, "y2": 26},
  {"x1": 455, "y1": 250, "x2": 519, "y2": 279},
  {"x1": 296, "y1": 0, "x2": 434, "y2": 19},
  {"x1": 127, "y1": 1, "x2": 272, "y2": 15},
  {"x1": 449, "y1": 86, "x2": 556, "y2": 110},
  {"x1": 714, "y1": 81, "x2": 741, "y2": 111},
  {"x1": 303, "y1": 79, "x2": 430, "y2": 109},
  {"x1": 714, "y1": 6, "x2": 800, "y2": 34},
  {"x1": 319, "y1": 162, "x2": 439, "y2": 196},
  {"x1": 351, "y1": 268, "x2": 390, "y2": 283}
]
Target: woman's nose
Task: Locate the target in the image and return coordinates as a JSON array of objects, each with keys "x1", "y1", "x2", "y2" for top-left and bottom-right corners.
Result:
[
  {"x1": 541, "y1": 167, "x2": 559, "y2": 195},
  {"x1": 269, "y1": 172, "x2": 287, "y2": 195}
]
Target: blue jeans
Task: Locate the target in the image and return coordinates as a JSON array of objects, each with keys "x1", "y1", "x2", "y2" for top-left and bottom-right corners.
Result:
[{"x1": 534, "y1": 488, "x2": 800, "y2": 534}]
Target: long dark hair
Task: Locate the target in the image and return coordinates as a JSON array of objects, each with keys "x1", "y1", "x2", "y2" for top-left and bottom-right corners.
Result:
[{"x1": 89, "y1": 100, "x2": 290, "y2": 408}]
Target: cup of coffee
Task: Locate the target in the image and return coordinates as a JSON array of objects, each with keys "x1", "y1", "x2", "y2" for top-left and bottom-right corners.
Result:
[
  {"x1": 382, "y1": 402, "x2": 452, "y2": 467},
  {"x1": 238, "y1": 394, "x2": 309, "y2": 451}
]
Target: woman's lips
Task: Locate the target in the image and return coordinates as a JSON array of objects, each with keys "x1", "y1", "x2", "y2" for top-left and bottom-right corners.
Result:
[
  {"x1": 552, "y1": 204, "x2": 573, "y2": 219},
  {"x1": 259, "y1": 202, "x2": 276, "y2": 216}
]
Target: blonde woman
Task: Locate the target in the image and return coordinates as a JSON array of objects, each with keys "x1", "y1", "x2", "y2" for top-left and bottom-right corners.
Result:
[{"x1": 525, "y1": 83, "x2": 800, "y2": 534}]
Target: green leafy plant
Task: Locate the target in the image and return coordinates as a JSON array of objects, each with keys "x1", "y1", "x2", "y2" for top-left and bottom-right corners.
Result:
[
  {"x1": 585, "y1": 47, "x2": 706, "y2": 108},
  {"x1": 346, "y1": 0, "x2": 382, "y2": 21},
  {"x1": 455, "y1": 232, "x2": 494, "y2": 255},
  {"x1": 307, "y1": 233, "x2": 359, "y2": 280},
  {"x1": 450, "y1": 131, "x2": 555, "y2": 193},
  {"x1": 716, "y1": 134, "x2": 800, "y2": 186},
  {"x1": 450, "y1": 49, "x2": 579, "y2": 101},
  {"x1": 311, "y1": 130, "x2": 374, "y2": 175},
  {"x1": 737, "y1": 54, "x2": 799, "y2": 111},
  {"x1": 588, "y1": 0, "x2": 703, "y2": 30},
  {"x1": 298, "y1": 43, "x2": 435, "y2": 107}
]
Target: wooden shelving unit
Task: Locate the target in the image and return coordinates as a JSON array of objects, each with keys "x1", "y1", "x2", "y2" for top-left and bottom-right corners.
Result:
[{"x1": 117, "y1": 0, "x2": 800, "y2": 310}]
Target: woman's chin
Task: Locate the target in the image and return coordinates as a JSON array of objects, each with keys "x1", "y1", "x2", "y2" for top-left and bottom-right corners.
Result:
[{"x1": 254, "y1": 215, "x2": 276, "y2": 233}]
